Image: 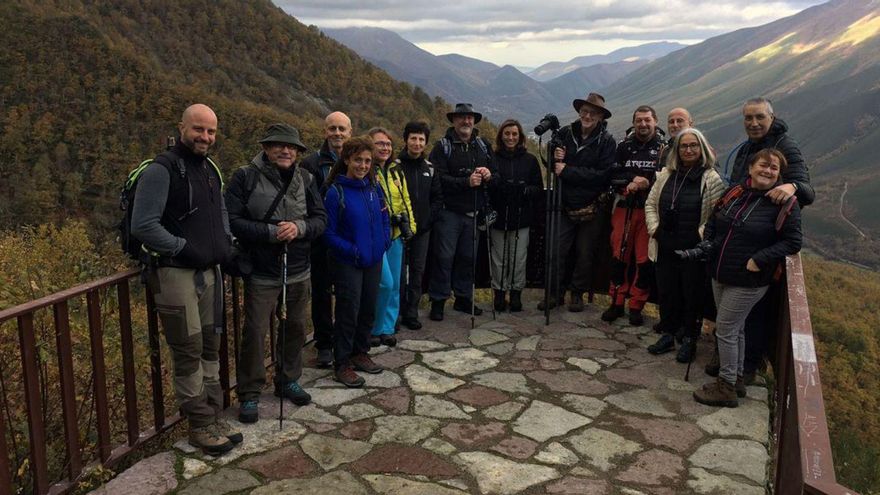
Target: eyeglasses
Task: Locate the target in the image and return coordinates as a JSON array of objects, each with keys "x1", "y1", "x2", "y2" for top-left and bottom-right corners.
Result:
[
  {"x1": 270, "y1": 143, "x2": 299, "y2": 151},
  {"x1": 679, "y1": 143, "x2": 701, "y2": 150},
  {"x1": 373, "y1": 141, "x2": 393, "y2": 148},
  {"x1": 579, "y1": 108, "x2": 601, "y2": 117}
]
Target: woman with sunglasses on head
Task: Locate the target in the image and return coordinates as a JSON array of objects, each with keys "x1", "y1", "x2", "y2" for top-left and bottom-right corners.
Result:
[
  {"x1": 689, "y1": 148, "x2": 802, "y2": 407},
  {"x1": 645, "y1": 128, "x2": 725, "y2": 363},
  {"x1": 323, "y1": 136, "x2": 391, "y2": 388}
]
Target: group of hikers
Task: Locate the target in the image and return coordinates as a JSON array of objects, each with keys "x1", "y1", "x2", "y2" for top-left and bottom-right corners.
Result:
[{"x1": 129, "y1": 91, "x2": 808, "y2": 455}]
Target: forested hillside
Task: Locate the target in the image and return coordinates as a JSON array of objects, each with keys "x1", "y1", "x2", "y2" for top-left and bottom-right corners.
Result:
[{"x1": 0, "y1": 0, "x2": 450, "y2": 231}]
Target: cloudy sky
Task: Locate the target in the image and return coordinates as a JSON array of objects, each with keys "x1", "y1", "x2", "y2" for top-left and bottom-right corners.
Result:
[{"x1": 279, "y1": 0, "x2": 827, "y2": 67}]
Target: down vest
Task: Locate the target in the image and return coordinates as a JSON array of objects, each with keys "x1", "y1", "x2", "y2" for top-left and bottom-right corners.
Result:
[{"x1": 704, "y1": 185, "x2": 803, "y2": 287}]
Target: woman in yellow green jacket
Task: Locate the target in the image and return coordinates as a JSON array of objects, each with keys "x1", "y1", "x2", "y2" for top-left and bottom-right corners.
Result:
[{"x1": 369, "y1": 127, "x2": 417, "y2": 346}]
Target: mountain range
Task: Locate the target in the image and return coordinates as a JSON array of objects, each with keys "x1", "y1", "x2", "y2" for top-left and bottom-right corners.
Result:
[{"x1": 322, "y1": 27, "x2": 682, "y2": 126}]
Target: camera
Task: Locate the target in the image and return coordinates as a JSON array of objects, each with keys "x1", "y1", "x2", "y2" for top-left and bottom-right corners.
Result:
[
  {"x1": 534, "y1": 114, "x2": 560, "y2": 136},
  {"x1": 675, "y1": 240, "x2": 714, "y2": 261},
  {"x1": 390, "y1": 212, "x2": 414, "y2": 241}
]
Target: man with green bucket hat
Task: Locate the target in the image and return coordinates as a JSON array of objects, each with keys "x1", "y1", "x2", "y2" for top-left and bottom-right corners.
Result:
[{"x1": 225, "y1": 123, "x2": 327, "y2": 423}]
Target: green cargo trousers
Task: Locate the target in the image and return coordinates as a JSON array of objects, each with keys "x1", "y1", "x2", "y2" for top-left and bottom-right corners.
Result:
[
  {"x1": 236, "y1": 280, "x2": 308, "y2": 401},
  {"x1": 149, "y1": 266, "x2": 222, "y2": 428}
]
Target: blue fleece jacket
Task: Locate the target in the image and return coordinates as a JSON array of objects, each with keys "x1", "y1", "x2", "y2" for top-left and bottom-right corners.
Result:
[{"x1": 323, "y1": 175, "x2": 391, "y2": 268}]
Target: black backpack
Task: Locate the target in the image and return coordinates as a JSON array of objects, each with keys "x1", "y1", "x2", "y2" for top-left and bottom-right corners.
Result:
[{"x1": 118, "y1": 153, "x2": 222, "y2": 260}]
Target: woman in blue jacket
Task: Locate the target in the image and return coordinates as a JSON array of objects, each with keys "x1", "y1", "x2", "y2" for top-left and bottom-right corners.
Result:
[{"x1": 324, "y1": 136, "x2": 391, "y2": 387}]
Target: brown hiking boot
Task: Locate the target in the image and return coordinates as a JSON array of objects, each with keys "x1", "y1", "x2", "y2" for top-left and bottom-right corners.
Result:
[
  {"x1": 567, "y1": 293, "x2": 584, "y2": 312},
  {"x1": 213, "y1": 418, "x2": 243, "y2": 444},
  {"x1": 351, "y1": 353, "x2": 383, "y2": 374},
  {"x1": 693, "y1": 378, "x2": 738, "y2": 408},
  {"x1": 735, "y1": 376, "x2": 747, "y2": 398},
  {"x1": 334, "y1": 364, "x2": 365, "y2": 388},
  {"x1": 189, "y1": 424, "x2": 234, "y2": 456}
]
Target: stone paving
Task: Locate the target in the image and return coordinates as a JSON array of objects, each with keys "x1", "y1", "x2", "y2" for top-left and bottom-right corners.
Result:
[{"x1": 96, "y1": 292, "x2": 771, "y2": 495}]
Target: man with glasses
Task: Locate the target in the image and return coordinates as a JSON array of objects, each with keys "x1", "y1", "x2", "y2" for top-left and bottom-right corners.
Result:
[
  {"x1": 301, "y1": 111, "x2": 352, "y2": 367},
  {"x1": 225, "y1": 123, "x2": 327, "y2": 423},
  {"x1": 427, "y1": 103, "x2": 495, "y2": 320},
  {"x1": 601, "y1": 105, "x2": 665, "y2": 325},
  {"x1": 542, "y1": 93, "x2": 617, "y2": 313}
]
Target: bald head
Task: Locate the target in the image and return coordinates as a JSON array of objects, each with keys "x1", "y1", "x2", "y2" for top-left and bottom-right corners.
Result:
[
  {"x1": 325, "y1": 111, "x2": 352, "y2": 153},
  {"x1": 667, "y1": 108, "x2": 693, "y2": 138},
  {"x1": 179, "y1": 104, "x2": 218, "y2": 155}
]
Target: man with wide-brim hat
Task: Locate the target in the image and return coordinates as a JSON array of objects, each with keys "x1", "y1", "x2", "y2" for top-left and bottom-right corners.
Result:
[
  {"x1": 446, "y1": 103, "x2": 483, "y2": 124},
  {"x1": 427, "y1": 102, "x2": 496, "y2": 321},
  {"x1": 538, "y1": 91, "x2": 617, "y2": 313},
  {"x1": 225, "y1": 121, "x2": 327, "y2": 424}
]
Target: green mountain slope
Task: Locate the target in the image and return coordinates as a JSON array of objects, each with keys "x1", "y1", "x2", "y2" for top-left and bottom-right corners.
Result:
[{"x1": 0, "y1": 0, "x2": 448, "y2": 230}]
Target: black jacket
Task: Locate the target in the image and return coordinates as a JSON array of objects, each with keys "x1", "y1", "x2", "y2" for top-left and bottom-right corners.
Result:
[
  {"x1": 612, "y1": 131, "x2": 666, "y2": 208},
  {"x1": 428, "y1": 127, "x2": 496, "y2": 214},
  {"x1": 556, "y1": 120, "x2": 616, "y2": 209},
  {"x1": 704, "y1": 185, "x2": 802, "y2": 287},
  {"x1": 300, "y1": 140, "x2": 337, "y2": 190},
  {"x1": 490, "y1": 148, "x2": 543, "y2": 230},
  {"x1": 731, "y1": 118, "x2": 815, "y2": 206},
  {"x1": 398, "y1": 151, "x2": 443, "y2": 233},
  {"x1": 225, "y1": 154, "x2": 327, "y2": 281}
]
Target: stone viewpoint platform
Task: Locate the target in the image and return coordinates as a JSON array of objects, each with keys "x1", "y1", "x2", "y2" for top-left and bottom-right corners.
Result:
[{"x1": 95, "y1": 292, "x2": 771, "y2": 495}]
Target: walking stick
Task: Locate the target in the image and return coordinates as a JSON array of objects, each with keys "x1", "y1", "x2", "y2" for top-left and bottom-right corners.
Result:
[
  {"x1": 542, "y1": 138, "x2": 554, "y2": 325},
  {"x1": 278, "y1": 242, "x2": 288, "y2": 430},
  {"x1": 553, "y1": 179, "x2": 563, "y2": 306},
  {"x1": 511, "y1": 185, "x2": 524, "y2": 307},
  {"x1": 611, "y1": 196, "x2": 635, "y2": 312},
  {"x1": 483, "y1": 185, "x2": 497, "y2": 321},
  {"x1": 500, "y1": 201, "x2": 510, "y2": 303},
  {"x1": 471, "y1": 186, "x2": 479, "y2": 329}
]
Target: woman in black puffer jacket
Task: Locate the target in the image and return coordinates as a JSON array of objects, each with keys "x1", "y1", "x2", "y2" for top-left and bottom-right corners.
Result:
[
  {"x1": 488, "y1": 119, "x2": 543, "y2": 312},
  {"x1": 691, "y1": 148, "x2": 802, "y2": 408}
]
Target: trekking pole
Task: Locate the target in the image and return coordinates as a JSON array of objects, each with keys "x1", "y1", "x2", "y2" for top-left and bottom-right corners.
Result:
[
  {"x1": 278, "y1": 242, "x2": 288, "y2": 431},
  {"x1": 500, "y1": 201, "x2": 510, "y2": 309},
  {"x1": 553, "y1": 179, "x2": 563, "y2": 305},
  {"x1": 471, "y1": 185, "x2": 478, "y2": 329},
  {"x1": 611, "y1": 196, "x2": 635, "y2": 313},
  {"x1": 541, "y1": 138, "x2": 553, "y2": 325}
]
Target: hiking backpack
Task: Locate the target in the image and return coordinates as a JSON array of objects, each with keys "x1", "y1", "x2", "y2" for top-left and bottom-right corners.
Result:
[{"x1": 118, "y1": 153, "x2": 223, "y2": 260}]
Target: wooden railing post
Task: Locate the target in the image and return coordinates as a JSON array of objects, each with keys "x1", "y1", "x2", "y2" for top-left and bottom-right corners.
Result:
[
  {"x1": 116, "y1": 282, "x2": 140, "y2": 446},
  {"x1": 86, "y1": 292, "x2": 112, "y2": 463},
  {"x1": 18, "y1": 313, "x2": 48, "y2": 493}
]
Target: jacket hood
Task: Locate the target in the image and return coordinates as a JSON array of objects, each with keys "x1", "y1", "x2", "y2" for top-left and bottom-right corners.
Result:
[{"x1": 334, "y1": 175, "x2": 371, "y2": 189}]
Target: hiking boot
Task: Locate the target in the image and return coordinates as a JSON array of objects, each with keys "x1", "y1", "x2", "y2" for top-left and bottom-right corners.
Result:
[
  {"x1": 351, "y1": 354, "x2": 383, "y2": 374},
  {"x1": 316, "y1": 348, "x2": 333, "y2": 368},
  {"x1": 628, "y1": 309, "x2": 644, "y2": 326},
  {"x1": 334, "y1": 365, "x2": 365, "y2": 388},
  {"x1": 401, "y1": 317, "x2": 423, "y2": 330},
  {"x1": 735, "y1": 375, "x2": 747, "y2": 398},
  {"x1": 429, "y1": 299, "x2": 445, "y2": 321},
  {"x1": 369, "y1": 335, "x2": 382, "y2": 348},
  {"x1": 705, "y1": 341, "x2": 720, "y2": 377},
  {"x1": 693, "y1": 378, "x2": 738, "y2": 408},
  {"x1": 213, "y1": 418, "x2": 243, "y2": 444},
  {"x1": 453, "y1": 297, "x2": 483, "y2": 316},
  {"x1": 238, "y1": 399, "x2": 259, "y2": 424},
  {"x1": 189, "y1": 424, "x2": 234, "y2": 456},
  {"x1": 380, "y1": 334, "x2": 397, "y2": 347},
  {"x1": 493, "y1": 290, "x2": 507, "y2": 311},
  {"x1": 537, "y1": 295, "x2": 559, "y2": 311},
  {"x1": 509, "y1": 291, "x2": 523, "y2": 312},
  {"x1": 567, "y1": 293, "x2": 584, "y2": 313},
  {"x1": 648, "y1": 334, "x2": 676, "y2": 355},
  {"x1": 675, "y1": 337, "x2": 696, "y2": 363},
  {"x1": 601, "y1": 304, "x2": 624, "y2": 322},
  {"x1": 274, "y1": 381, "x2": 311, "y2": 406}
]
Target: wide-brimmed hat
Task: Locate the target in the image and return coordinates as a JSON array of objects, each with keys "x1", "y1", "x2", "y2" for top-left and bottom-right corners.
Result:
[
  {"x1": 572, "y1": 93, "x2": 612, "y2": 119},
  {"x1": 446, "y1": 103, "x2": 483, "y2": 124},
  {"x1": 259, "y1": 123, "x2": 307, "y2": 151}
]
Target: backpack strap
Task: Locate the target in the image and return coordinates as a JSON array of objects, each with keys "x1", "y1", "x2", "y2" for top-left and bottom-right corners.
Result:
[{"x1": 441, "y1": 137, "x2": 452, "y2": 159}]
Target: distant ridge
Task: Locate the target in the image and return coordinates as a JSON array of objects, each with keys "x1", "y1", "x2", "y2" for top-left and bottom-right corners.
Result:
[{"x1": 527, "y1": 41, "x2": 686, "y2": 81}]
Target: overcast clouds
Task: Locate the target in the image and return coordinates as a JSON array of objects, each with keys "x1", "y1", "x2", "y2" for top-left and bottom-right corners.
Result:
[{"x1": 278, "y1": 0, "x2": 827, "y2": 67}]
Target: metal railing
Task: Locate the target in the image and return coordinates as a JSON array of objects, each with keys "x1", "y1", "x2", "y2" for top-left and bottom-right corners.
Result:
[
  {"x1": 772, "y1": 254, "x2": 858, "y2": 494},
  {"x1": 0, "y1": 269, "x2": 254, "y2": 495},
  {"x1": 0, "y1": 255, "x2": 861, "y2": 494}
]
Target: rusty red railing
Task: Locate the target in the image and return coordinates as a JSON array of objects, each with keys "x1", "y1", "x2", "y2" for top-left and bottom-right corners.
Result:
[
  {"x1": 0, "y1": 255, "x2": 860, "y2": 494},
  {"x1": 771, "y1": 254, "x2": 858, "y2": 494},
  {"x1": 0, "y1": 269, "x2": 259, "y2": 495}
]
